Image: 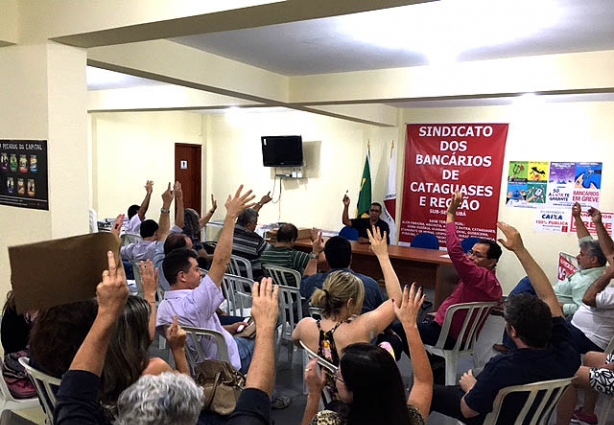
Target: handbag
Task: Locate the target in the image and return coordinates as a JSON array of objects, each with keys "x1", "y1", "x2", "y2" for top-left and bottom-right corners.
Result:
[{"x1": 193, "y1": 360, "x2": 245, "y2": 415}]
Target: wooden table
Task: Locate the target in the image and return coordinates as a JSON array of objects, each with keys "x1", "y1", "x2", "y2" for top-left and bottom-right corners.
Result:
[{"x1": 294, "y1": 239, "x2": 459, "y2": 308}]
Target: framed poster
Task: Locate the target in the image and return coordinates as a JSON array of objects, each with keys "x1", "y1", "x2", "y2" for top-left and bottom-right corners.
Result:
[{"x1": 0, "y1": 140, "x2": 48, "y2": 210}]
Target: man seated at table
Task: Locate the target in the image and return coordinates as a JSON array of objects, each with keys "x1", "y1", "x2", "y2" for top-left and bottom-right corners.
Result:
[
  {"x1": 493, "y1": 202, "x2": 606, "y2": 353},
  {"x1": 260, "y1": 224, "x2": 323, "y2": 286},
  {"x1": 157, "y1": 186, "x2": 256, "y2": 374},
  {"x1": 430, "y1": 221, "x2": 580, "y2": 425},
  {"x1": 301, "y1": 235, "x2": 384, "y2": 314},
  {"x1": 392, "y1": 192, "x2": 502, "y2": 356},
  {"x1": 342, "y1": 195, "x2": 390, "y2": 244},
  {"x1": 125, "y1": 180, "x2": 154, "y2": 236}
]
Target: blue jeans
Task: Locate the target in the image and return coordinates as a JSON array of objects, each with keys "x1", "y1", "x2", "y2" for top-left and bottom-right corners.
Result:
[{"x1": 233, "y1": 336, "x2": 255, "y2": 374}]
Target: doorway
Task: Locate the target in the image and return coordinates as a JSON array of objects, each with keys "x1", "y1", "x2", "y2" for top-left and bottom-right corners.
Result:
[{"x1": 174, "y1": 143, "x2": 202, "y2": 215}]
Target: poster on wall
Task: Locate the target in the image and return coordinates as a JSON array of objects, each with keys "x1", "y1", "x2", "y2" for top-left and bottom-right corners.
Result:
[
  {"x1": 0, "y1": 140, "x2": 48, "y2": 210},
  {"x1": 506, "y1": 161, "x2": 602, "y2": 210},
  {"x1": 534, "y1": 208, "x2": 569, "y2": 233},
  {"x1": 399, "y1": 124, "x2": 508, "y2": 246},
  {"x1": 569, "y1": 210, "x2": 613, "y2": 237}
]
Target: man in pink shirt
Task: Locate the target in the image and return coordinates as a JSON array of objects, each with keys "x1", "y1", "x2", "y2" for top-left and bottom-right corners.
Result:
[{"x1": 425, "y1": 191, "x2": 503, "y2": 347}]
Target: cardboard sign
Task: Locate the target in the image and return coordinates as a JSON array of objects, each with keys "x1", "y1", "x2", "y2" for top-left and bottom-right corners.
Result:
[{"x1": 9, "y1": 232, "x2": 120, "y2": 314}]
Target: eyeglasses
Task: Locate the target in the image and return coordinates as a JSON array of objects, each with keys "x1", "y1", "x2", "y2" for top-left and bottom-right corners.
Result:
[
  {"x1": 369, "y1": 209, "x2": 381, "y2": 213},
  {"x1": 467, "y1": 249, "x2": 487, "y2": 259}
]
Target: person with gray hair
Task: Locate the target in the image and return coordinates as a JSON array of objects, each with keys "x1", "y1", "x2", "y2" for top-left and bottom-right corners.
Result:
[
  {"x1": 494, "y1": 202, "x2": 607, "y2": 353},
  {"x1": 116, "y1": 372, "x2": 203, "y2": 425}
]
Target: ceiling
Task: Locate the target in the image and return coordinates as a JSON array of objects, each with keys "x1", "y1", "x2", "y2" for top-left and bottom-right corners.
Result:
[{"x1": 86, "y1": 0, "x2": 614, "y2": 110}]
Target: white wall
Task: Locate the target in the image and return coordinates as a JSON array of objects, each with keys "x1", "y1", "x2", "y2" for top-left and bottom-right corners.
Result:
[
  {"x1": 92, "y1": 100, "x2": 614, "y2": 294},
  {"x1": 91, "y1": 111, "x2": 203, "y2": 221}
]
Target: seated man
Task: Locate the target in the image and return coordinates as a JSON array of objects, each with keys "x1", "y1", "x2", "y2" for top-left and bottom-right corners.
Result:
[
  {"x1": 393, "y1": 192, "x2": 502, "y2": 354},
  {"x1": 301, "y1": 235, "x2": 384, "y2": 314},
  {"x1": 232, "y1": 208, "x2": 267, "y2": 280},
  {"x1": 124, "y1": 180, "x2": 153, "y2": 236},
  {"x1": 495, "y1": 203, "x2": 606, "y2": 353},
  {"x1": 342, "y1": 195, "x2": 390, "y2": 243},
  {"x1": 120, "y1": 219, "x2": 161, "y2": 262},
  {"x1": 430, "y1": 222, "x2": 581, "y2": 425},
  {"x1": 157, "y1": 186, "x2": 257, "y2": 374},
  {"x1": 260, "y1": 224, "x2": 323, "y2": 285}
]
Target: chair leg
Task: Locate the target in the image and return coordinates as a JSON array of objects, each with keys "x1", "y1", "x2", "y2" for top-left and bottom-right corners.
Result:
[{"x1": 444, "y1": 352, "x2": 459, "y2": 386}]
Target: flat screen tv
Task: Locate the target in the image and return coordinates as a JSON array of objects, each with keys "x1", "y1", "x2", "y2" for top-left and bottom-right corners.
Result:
[{"x1": 261, "y1": 135, "x2": 303, "y2": 167}]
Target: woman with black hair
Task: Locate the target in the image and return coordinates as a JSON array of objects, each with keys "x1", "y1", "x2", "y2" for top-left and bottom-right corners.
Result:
[{"x1": 302, "y1": 283, "x2": 433, "y2": 425}]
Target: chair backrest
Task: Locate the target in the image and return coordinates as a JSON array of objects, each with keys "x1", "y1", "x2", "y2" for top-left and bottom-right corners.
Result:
[
  {"x1": 338, "y1": 226, "x2": 359, "y2": 241},
  {"x1": 222, "y1": 273, "x2": 254, "y2": 317},
  {"x1": 180, "y1": 326, "x2": 230, "y2": 367},
  {"x1": 263, "y1": 264, "x2": 302, "y2": 289},
  {"x1": 299, "y1": 340, "x2": 338, "y2": 405},
  {"x1": 131, "y1": 260, "x2": 144, "y2": 297},
  {"x1": 18, "y1": 357, "x2": 61, "y2": 425},
  {"x1": 461, "y1": 237, "x2": 481, "y2": 253},
  {"x1": 228, "y1": 255, "x2": 254, "y2": 280},
  {"x1": 482, "y1": 378, "x2": 573, "y2": 425},
  {"x1": 410, "y1": 232, "x2": 440, "y2": 250},
  {"x1": 278, "y1": 285, "x2": 304, "y2": 340},
  {"x1": 433, "y1": 301, "x2": 498, "y2": 353},
  {"x1": 121, "y1": 233, "x2": 142, "y2": 247}
]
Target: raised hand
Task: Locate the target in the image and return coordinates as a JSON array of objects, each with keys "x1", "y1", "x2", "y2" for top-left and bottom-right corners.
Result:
[
  {"x1": 225, "y1": 185, "x2": 256, "y2": 218},
  {"x1": 311, "y1": 229, "x2": 324, "y2": 254},
  {"x1": 259, "y1": 191, "x2": 272, "y2": 205},
  {"x1": 497, "y1": 221, "x2": 525, "y2": 252},
  {"x1": 250, "y1": 277, "x2": 279, "y2": 331},
  {"x1": 342, "y1": 194, "x2": 350, "y2": 206},
  {"x1": 572, "y1": 202, "x2": 582, "y2": 219},
  {"x1": 210, "y1": 194, "x2": 218, "y2": 211},
  {"x1": 110, "y1": 214, "x2": 125, "y2": 238},
  {"x1": 304, "y1": 359, "x2": 326, "y2": 395},
  {"x1": 145, "y1": 180, "x2": 154, "y2": 194},
  {"x1": 161, "y1": 182, "x2": 174, "y2": 205},
  {"x1": 367, "y1": 225, "x2": 388, "y2": 257},
  {"x1": 588, "y1": 206, "x2": 603, "y2": 224},
  {"x1": 393, "y1": 283, "x2": 425, "y2": 326},
  {"x1": 448, "y1": 191, "x2": 464, "y2": 215},
  {"x1": 174, "y1": 181, "x2": 183, "y2": 200},
  {"x1": 97, "y1": 251, "x2": 129, "y2": 319},
  {"x1": 139, "y1": 260, "x2": 158, "y2": 300},
  {"x1": 166, "y1": 316, "x2": 187, "y2": 351}
]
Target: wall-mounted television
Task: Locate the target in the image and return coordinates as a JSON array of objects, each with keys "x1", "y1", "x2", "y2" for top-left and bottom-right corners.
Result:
[{"x1": 261, "y1": 135, "x2": 304, "y2": 167}]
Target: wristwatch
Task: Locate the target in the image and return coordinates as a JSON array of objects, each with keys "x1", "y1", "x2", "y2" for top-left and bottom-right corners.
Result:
[
  {"x1": 309, "y1": 252, "x2": 320, "y2": 260},
  {"x1": 160, "y1": 208, "x2": 170, "y2": 213}
]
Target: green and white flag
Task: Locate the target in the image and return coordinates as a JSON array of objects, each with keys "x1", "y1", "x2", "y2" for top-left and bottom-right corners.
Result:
[{"x1": 356, "y1": 151, "x2": 372, "y2": 218}]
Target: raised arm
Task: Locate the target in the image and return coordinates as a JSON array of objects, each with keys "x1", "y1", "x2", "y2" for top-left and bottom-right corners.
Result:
[
  {"x1": 207, "y1": 185, "x2": 255, "y2": 285},
  {"x1": 139, "y1": 260, "x2": 158, "y2": 341},
  {"x1": 110, "y1": 214, "x2": 125, "y2": 238},
  {"x1": 252, "y1": 192, "x2": 272, "y2": 213},
  {"x1": 244, "y1": 278, "x2": 279, "y2": 395},
  {"x1": 589, "y1": 207, "x2": 614, "y2": 263},
  {"x1": 342, "y1": 194, "x2": 351, "y2": 226},
  {"x1": 199, "y1": 194, "x2": 218, "y2": 229},
  {"x1": 157, "y1": 183, "x2": 174, "y2": 241},
  {"x1": 497, "y1": 222, "x2": 562, "y2": 317},
  {"x1": 138, "y1": 180, "x2": 154, "y2": 221},
  {"x1": 446, "y1": 191, "x2": 463, "y2": 223},
  {"x1": 583, "y1": 265, "x2": 614, "y2": 307},
  {"x1": 165, "y1": 316, "x2": 190, "y2": 375},
  {"x1": 302, "y1": 358, "x2": 326, "y2": 425},
  {"x1": 174, "y1": 181, "x2": 185, "y2": 230},
  {"x1": 572, "y1": 202, "x2": 590, "y2": 239},
  {"x1": 69, "y1": 251, "x2": 129, "y2": 375},
  {"x1": 394, "y1": 283, "x2": 432, "y2": 420},
  {"x1": 303, "y1": 229, "x2": 325, "y2": 277}
]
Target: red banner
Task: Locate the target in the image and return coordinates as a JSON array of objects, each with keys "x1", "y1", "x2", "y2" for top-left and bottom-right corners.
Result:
[{"x1": 400, "y1": 124, "x2": 508, "y2": 246}]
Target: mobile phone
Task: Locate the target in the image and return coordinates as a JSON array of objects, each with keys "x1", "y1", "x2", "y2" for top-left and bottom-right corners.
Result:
[{"x1": 237, "y1": 316, "x2": 252, "y2": 333}]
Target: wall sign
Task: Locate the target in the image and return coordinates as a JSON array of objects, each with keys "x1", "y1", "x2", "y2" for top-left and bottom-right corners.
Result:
[{"x1": 0, "y1": 140, "x2": 49, "y2": 210}]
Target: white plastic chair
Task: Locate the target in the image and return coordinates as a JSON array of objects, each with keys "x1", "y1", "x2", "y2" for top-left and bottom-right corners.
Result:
[
  {"x1": 227, "y1": 255, "x2": 254, "y2": 281},
  {"x1": 18, "y1": 357, "x2": 61, "y2": 425},
  {"x1": 424, "y1": 301, "x2": 498, "y2": 385},
  {"x1": 0, "y1": 358, "x2": 40, "y2": 418},
  {"x1": 482, "y1": 377, "x2": 573, "y2": 425},
  {"x1": 121, "y1": 233, "x2": 142, "y2": 247},
  {"x1": 222, "y1": 273, "x2": 254, "y2": 317},
  {"x1": 299, "y1": 340, "x2": 338, "y2": 407},
  {"x1": 263, "y1": 264, "x2": 302, "y2": 289},
  {"x1": 180, "y1": 326, "x2": 230, "y2": 368}
]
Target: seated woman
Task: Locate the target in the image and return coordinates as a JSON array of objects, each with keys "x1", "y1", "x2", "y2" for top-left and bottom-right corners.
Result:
[
  {"x1": 302, "y1": 283, "x2": 433, "y2": 425},
  {"x1": 292, "y1": 226, "x2": 403, "y2": 366}
]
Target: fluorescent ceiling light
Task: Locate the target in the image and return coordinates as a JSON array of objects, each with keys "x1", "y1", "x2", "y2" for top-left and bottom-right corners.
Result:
[{"x1": 341, "y1": 0, "x2": 561, "y2": 64}]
